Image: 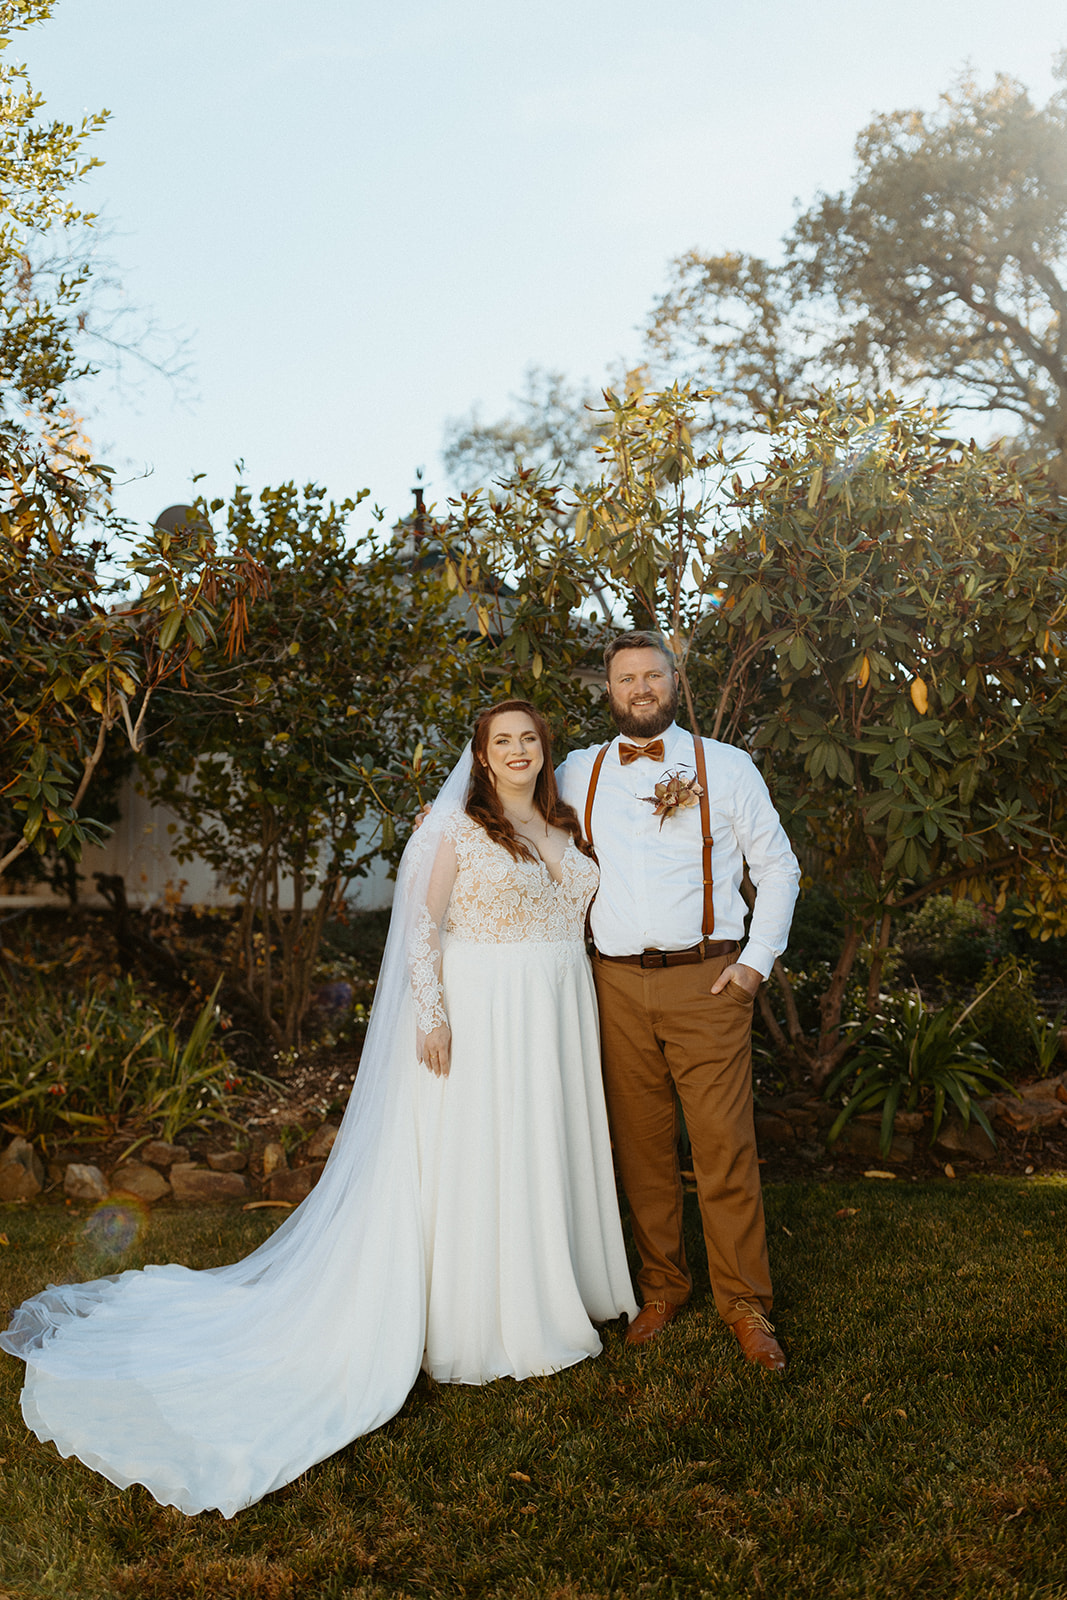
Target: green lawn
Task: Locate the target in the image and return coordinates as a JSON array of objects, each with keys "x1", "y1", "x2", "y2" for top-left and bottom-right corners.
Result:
[{"x1": 1, "y1": 1180, "x2": 1066, "y2": 1600}]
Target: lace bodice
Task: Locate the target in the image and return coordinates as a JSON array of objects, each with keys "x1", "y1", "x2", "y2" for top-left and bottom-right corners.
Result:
[{"x1": 410, "y1": 813, "x2": 599, "y2": 1032}]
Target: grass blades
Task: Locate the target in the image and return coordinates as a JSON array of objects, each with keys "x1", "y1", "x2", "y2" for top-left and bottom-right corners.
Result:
[{"x1": 1, "y1": 1180, "x2": 1066, "y2": 1599}]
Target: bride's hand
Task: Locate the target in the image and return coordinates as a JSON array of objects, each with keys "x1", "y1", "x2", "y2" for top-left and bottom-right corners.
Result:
[
  {"x1": 412, "y1": 802, "x2": 433, "y2": 832},
  {"x1": 417, "y1": 1023, "x2": 452, "y2": 1077}
]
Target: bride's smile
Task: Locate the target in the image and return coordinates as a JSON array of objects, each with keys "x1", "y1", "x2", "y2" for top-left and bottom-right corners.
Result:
[{"x1": 484, "y1": 712, "x2": 544, "y2": 799}]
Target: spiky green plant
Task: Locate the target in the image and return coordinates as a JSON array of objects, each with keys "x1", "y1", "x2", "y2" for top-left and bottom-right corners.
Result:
[{"x1": 824, "y1": 980, "x2": 1015, "y2": 1158}]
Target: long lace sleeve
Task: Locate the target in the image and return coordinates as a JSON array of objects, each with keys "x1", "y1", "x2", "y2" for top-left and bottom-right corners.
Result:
[{"x1": 409, "y1": 831, "x2": 458, "y2": 1034}]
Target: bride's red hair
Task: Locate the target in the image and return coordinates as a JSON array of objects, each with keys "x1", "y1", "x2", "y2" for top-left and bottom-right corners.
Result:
[{"x1": 466, "y1": 700, "x2": 589, "y2": 863}]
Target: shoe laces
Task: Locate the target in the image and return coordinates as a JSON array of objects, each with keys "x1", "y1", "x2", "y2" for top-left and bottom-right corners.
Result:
[{"x1": 734, "y1": 1299, "x2": 776, "y2": 1336}]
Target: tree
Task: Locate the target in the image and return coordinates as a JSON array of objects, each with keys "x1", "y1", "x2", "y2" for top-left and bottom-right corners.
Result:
[
  {"x1": 646, "y1": 56, "x2": 1067, "y2": 485},
  {"x1": 1, "y1": 494, "x2": 268, "y2": 880},
  {"x1": 442, "y1": 366, "x2": 609, "y2": 503},
  {"x1": 0, "y1": 2, "x2": 264, "y2": 883},
  {"x1": 644, "y1": 251, "x2": 813, "y2": 438},
  {"x1": 444, "y1": 381, "x2": 1067, "y2": 1090},
  {"x1": 145, "y1": 483, "x2": 481, "y2": 1047},
  {"x1": 0, "y1": 0, "x2": 107, "y2": 436},
  {"x1": 710, "y1": 396, "x2": 1067, "y2": 1084}
]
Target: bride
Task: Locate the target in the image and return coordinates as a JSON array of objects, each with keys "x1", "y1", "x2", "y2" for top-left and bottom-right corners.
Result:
[{"x1": 1, "y1": 700, "x2": 637, "y2": 1517}]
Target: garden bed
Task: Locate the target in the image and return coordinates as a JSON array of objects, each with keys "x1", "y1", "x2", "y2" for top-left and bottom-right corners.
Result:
[{"x1": 2, "y1": 901, "x2": 1066, "y2": 1213}]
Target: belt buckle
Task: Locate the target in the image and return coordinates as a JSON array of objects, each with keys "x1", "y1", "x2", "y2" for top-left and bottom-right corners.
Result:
[{"x1": 640, "y1": 949, "x2": 667, "y2": 969}]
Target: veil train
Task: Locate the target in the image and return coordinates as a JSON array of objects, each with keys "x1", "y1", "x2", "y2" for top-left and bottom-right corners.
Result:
[{"x1": 0, "y1": 750, "x2": 475, "y2": 1517}]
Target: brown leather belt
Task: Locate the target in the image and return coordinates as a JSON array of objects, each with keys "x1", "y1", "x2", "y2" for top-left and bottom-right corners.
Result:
[{"x1": 594, "y1": 939, "x2": 739, "y2": 969}]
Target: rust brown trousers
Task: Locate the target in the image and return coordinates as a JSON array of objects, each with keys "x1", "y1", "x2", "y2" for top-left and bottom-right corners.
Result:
[{"x1": 592, "y1": 947, "x2": 772, "y2": 1323}]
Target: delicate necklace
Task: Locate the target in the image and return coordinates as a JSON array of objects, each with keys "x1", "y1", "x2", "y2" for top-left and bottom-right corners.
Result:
[{"x1": 505, "y1": 807, "x2": 542, "y2": 828}]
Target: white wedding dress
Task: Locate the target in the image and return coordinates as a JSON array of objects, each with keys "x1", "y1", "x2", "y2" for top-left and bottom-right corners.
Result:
[{"x1": 0, "y1": 756, "x2": 636, "y2": 1517}]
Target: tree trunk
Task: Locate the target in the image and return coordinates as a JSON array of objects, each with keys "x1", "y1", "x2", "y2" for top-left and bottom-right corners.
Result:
[{"x1": 809, "y1": 923, "x2": 865, "y2": 1089}]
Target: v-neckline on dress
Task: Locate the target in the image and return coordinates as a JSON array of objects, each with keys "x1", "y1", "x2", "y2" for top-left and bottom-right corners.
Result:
[{"x1": 526, "y1": 835, "x2": 575, "y2": 887}]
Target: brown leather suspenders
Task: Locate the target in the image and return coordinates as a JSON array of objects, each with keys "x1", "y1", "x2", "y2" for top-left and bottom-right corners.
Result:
[
  {"x1": 584, "y1": 743, "x2": 611, "y2": 846},
  {"x1": 583, "y1": 735, "x2": 715, "y2": 940}
]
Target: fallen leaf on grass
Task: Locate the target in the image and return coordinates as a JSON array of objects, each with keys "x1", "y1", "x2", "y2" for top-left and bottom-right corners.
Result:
[
  {"x1": 509, "y1": 1471, "x2": 531, "y2": 1483},
  {"x1": 242, "y1": 1201, "x2": 293, "y2": 1211},
  {"x1": 834, "y1": 1208, "x2": 858, "y2": 1219},
  {"x1": 0, "y1": 1234, "x2": 8, "y2": 1245},
  {"x1": 944, "y1": 1164, "x2": 956, "y2": 1179},
  {"x1": 519, "y1": 1504, "x2": 537, "y2": 1514},
  {"x1": 863, "y1": 1170, "x2": 896, "y2": 1180},
  {"x1": 781, "y1": 1225, "x2": 793, "y2": 1236}
]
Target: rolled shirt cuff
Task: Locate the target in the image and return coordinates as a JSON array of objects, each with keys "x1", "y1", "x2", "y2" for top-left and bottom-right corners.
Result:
[{"x1": 739, "y1": 940, "x2": 776, "y2": 981}]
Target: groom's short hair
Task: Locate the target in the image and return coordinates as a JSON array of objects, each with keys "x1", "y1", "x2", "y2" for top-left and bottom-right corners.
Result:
[{"x1": 603, "y1": 630, "x2": 676, "y2": 676}]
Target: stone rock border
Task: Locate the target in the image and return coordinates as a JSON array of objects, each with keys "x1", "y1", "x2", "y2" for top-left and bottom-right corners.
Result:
[{"x1": 0, "y1": 1121, "x2": 346, "y2": 1210}]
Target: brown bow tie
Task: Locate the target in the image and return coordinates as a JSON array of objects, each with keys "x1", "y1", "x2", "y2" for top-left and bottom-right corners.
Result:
[{"x1": 619, "y1": 739, "x2": 665, "y2": 766}]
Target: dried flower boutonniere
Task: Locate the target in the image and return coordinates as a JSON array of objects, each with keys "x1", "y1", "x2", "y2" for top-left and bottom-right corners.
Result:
[{"x1": 639, "y1": 769, "x2": 703, "y2": 829}]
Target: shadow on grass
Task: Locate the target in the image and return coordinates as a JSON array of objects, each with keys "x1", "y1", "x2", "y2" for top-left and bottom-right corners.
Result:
[{"x1": 2, "y1": 1178, "x2": 1066, "y2": 1600}]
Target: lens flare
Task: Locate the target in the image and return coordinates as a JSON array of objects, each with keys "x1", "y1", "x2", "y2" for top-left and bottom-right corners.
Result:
[
  {"x1": 81, "y1": 1201, "x2": 148, "y2": 1260},
  {"x1": 828, "y1": 418, "x2": 890, "y2": 486}
]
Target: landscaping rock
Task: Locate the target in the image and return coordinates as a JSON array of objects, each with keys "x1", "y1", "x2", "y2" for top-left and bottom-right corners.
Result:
[
  {"x1": 893, "y1": 1111, "x2": 925, "y2": 1134},
  {"x1": 304, "y1": 1124, "x2": 339, "y2": 1161},
  {"x1": 207, "y1": 1149, "x2": 248, "y2": 1172},
  {"x1": 265, "y1": 1162, "x2": 325, "y2": 1204},
  {"x1": 110, "y1": 1162, "x2": 171, "y2": 1203},
  {"x1": 834, "y1": 1124, "x2": 914, "y2": 1164},
  {"x1": 759, "y1": 1096, "x2": 834, "y2": 1131},
  {"x1": 933, "y1": 1119, "x2": 996, "y2": 1161},
  {"x1": 169, "y1": 1164, "x2": 248, "y2": 1202},
  {"x1": 64, "y1": 1164, "x2": 109, "y2": 1201},
  {"x1": 0, "y1": 1162, "x2": 41, "y2": 1201},
  {"x1": 1, "y1": 1136, "x2": 46, "y2": 1190},
  {"x1": 754, "y1": 1114, "x2": 795, "y2": 1148},
  {"x1": 999, "y1": 1079, "x2": 1067, "y2": 1135},
  {"x1": 262, "y1": 1142, "x2": 288, "y2": 1177},
  {"x1": 140, "y1": 1141, "x2": 190, "y2": 1169}
]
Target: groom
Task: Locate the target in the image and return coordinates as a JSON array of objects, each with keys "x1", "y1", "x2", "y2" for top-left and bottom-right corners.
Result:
[{"x1": 557, "y1": 631, "x2": 800, "y2": 1371}]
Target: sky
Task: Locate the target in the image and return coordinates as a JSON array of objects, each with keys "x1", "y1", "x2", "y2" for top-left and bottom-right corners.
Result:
[{"x1": 23, "y1": 0, "x2": 1067, "y2": 542}]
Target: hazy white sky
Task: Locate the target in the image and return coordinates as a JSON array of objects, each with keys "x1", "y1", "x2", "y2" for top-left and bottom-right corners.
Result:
[{"x1": 25, "y1": 0, "x2": 1067, "y2": 537}]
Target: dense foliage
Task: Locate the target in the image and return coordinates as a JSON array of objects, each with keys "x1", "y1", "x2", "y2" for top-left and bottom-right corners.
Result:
[
  {"x1": 144, "y1": 482, "x2": 484, "y2": 1045},
  {"x1": 445, "y1": 384, "x2": 1067, "y2": 1086}
]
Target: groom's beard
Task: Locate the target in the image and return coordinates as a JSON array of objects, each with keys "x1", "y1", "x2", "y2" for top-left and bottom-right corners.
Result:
[{"x1": 607, "y1": 680, "x2": 680, "y2": 740}]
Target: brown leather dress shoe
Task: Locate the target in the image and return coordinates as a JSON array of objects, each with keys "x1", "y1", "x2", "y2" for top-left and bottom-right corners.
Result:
[
  {"x1": 730, "y1": 1303, "x2": 786, "y2": 1373},
  {"x1": 624, "y1": 1299, "x2": 681, "y2": 1346}
]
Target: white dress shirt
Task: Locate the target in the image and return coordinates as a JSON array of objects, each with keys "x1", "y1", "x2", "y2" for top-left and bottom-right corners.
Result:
[{"x1": 557, "y1": 723, "x2": 800, "y2": 979}]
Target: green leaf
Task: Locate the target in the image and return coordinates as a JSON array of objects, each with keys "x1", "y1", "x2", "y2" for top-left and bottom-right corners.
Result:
[{"x1": 158, "y1": 608, "x2": 183, "y2": 651}]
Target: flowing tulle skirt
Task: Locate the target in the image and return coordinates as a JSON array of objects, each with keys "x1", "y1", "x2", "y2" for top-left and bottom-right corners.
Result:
[{"x1": 1, "y1": 939, "x2": 635, "y2": 1517}]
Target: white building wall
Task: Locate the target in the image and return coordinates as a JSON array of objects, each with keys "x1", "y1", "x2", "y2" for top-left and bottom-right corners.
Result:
[{"x1": 0, "y1": 776, "x2": 397, "y2": 913}]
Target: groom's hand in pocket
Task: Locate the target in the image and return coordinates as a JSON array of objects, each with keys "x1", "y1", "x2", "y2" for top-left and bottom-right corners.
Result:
[{"x1": 710, "y1": 962, "x2": 762, "y2": 997}]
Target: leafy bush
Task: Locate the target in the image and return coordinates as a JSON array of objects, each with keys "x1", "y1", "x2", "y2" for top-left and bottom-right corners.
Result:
[
  {"x1": 824, "y1": 987, "x2": 1013, "y2": 1157},
  {"x1": 0, "y1": 974, "x2": 253, "y2": 1144},
  {"x1": 969, "y1": 957, "x2": 1043, "y2": 1081},
  {"x1": 783, "y1": 885, "x2": 845, "y2": 972},
  {"x1": 894, "y1": 896, "x2": 1005, "y2": 989}
]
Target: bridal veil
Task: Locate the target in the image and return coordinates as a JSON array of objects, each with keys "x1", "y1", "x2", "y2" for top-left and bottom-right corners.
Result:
[{"x1": 0, "y1": 749, "x2": 475, "y2": 1517}]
